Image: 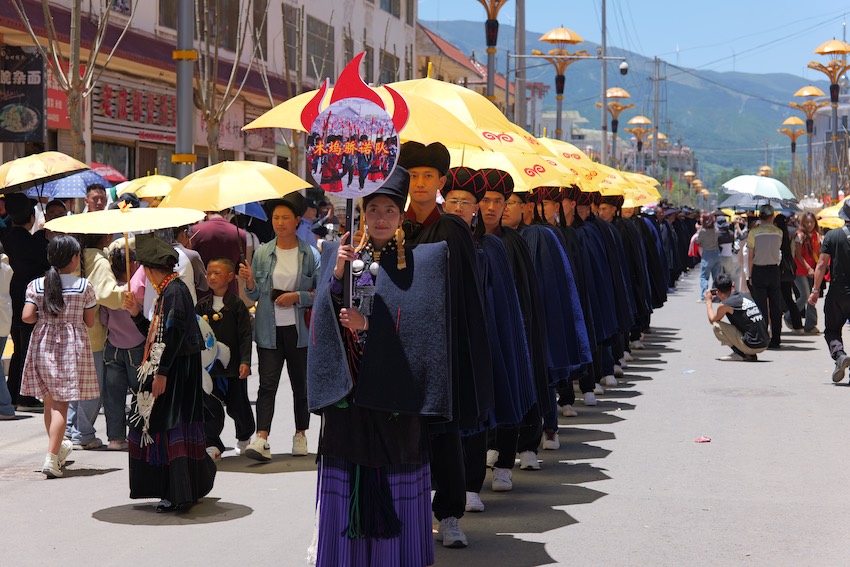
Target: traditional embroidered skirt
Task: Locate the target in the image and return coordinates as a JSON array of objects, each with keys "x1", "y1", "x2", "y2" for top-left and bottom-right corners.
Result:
[{"x1": 315, "y1": 456, "x2": 434, "y2": 567}]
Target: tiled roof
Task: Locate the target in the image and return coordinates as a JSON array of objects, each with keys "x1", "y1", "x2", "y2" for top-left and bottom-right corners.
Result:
[{"x1": 419, "y1": 24, "x2": 482, "y2": 76}]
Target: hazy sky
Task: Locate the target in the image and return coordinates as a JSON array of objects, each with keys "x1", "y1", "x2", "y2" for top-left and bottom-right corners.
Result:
[{"x1": 418, "y1": 0, "x2": 849, "y2": 78}]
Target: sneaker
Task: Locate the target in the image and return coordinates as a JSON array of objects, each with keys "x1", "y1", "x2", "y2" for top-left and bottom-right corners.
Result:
[
  {"x1": 492, "y1": 467, "x2": 513, "y2": 492},
  {"x1": 235, "y1": 439, "x2": 250, "y2": 456},
  {"x1": 583, "y1": 392, "x2": 598, "y2": 406},
  {"x1": 107, "y1": 439, "x2": 128, "y2": 451},
  {"x1": 292, "y1": 432, "x2": 308, "y2": 456},
  {"x1": 245, "y1": 437, "x2": 272, "y2": 462},
  {"x1": 602, "y1": 375, "x2": 618, "y2": 387},
  {"x1": 58, "y1": 439, "x2": 73, "y2": 468},
  {"x1": 518, "y1": 451, "x2": 540, "y2": 470},
  {"x1": 206, "y1": 446, "x2": 222, "y2": 461},
  {"x1": 16, "y1": 401, "x2": 44, "y2": 413},
  {"x1": 833, "y1": 354, "x2": 850, "y2": 383},
  {"x1": 74, "y1": 438, "x2": 103, "y2": 450},
  {"x1": 805, "y1": 328, "x2": 820, "y2": 334},
  {"x1": 486, "y1": 449, "x2": 499, "y2": 469},
  {"x1": 464, "y1": 491, "x2": 485, "y2": 512},
  {"x1": 436, "y1": 516, "x2": 468, "y2": 548},
  {"x1": 560, "y1": 404, "x2": 578, "y2": 417},
  {"x1": 623, "y1": 351, "x2": 634, "y2": 362},
  {"x1": 630, "y1": 340, "x2": 645, "y2": 350},
  {"x1": 745, "y1": 354, "x2": 758, "y2": 362},
  {"x1": 719, "y1": 353, "x2": 746, "y2": 362},
  {"x1": 541, "y1": 430, "x2": 560, "y2": 450},
  {"x1": 594, "y1": 384, "x2": 605, "y2": 395},
  {"x1": 618, "y1": 358, "x2": 628, "y2": 369},
  {"x1": 42, "y1": 453, "x2": 62, "y2": 479},
  {"x1": 767, "y1": 344, "x2": 781, "y2": 350},
  {"x1": 0, "y1": 413, "x2": 16, "y2": 421},
  {"x1": 790, "y1": 328, "x2": 805, "y2": 335},
  {"x1": 613, "y1": 364, "x2": 624, "y2": 378}
]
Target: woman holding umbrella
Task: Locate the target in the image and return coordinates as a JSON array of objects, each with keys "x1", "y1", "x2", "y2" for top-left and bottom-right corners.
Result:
[{"x1": 238, "y1": 192, "x2": 320, "y2": 461}]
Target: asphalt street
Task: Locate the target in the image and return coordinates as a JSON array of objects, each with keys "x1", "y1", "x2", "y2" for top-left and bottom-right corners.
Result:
[{"x1": 1, "y1": 270, "x2": 846, "y2": 566}]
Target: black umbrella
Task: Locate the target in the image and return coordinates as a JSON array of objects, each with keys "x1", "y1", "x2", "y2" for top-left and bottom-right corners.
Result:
[{"x1": 718, "y1": 193, "x2": 801, "y2": 213}]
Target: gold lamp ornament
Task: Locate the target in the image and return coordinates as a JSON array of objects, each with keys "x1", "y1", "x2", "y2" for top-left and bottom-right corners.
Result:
[
  {"x1": 790, "y1": 85, "x2": 829, "y2": 195},
  {"x1": 596, "y1": 87, "x2": 635, "y2": 165},
  {"x1": 534, "y1": 26, "x2": 587, "y2": 140}
]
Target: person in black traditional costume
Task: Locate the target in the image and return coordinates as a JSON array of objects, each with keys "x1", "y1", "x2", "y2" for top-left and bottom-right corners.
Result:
[
  {"x1": 307, "y1": 167, "x2": 450, "y2": 566},
  {"x1": 124, "y1": 233, "x2": 215, "y2": 513},
  {"x1": 398, "y1": 142, "x2": 494, "y2": 549}
]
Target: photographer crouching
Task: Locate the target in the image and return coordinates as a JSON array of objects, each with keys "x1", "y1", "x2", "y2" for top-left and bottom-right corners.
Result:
[{"x1": 705, "y1": 273, "x2": 769, "y2": 361}]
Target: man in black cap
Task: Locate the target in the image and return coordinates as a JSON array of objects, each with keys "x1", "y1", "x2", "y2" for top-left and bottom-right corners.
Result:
[
  {"x1": 810, "y1": 200, "x2": 850, "y2": 381},
  {"x1": 747, "y1": 204, "x2": 784, "y2": 349},
  {"x1": 0, "y1": 193, "x2": 49, "y2": 410}
]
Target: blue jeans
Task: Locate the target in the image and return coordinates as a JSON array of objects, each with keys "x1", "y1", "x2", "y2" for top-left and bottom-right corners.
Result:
[
  {"x1": 0, "y1": 337, "x2": 14, "y2": 416},
  {"x1": 793, "y1": 275, "x2": 818, "y2": 330},
  {"x1": 700, "y1": 249, "x2": 722, "y2": 297},
  {"x1": 103, "y1": 341, "x2": 143, "y2": 442},
  {"x1": 66, "y1": 350, "x2": 104, "y2": 444}
]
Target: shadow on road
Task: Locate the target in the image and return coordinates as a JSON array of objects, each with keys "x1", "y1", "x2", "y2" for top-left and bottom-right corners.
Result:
[
  {"x1": 92, "y1": 497, "x2": 253, "y2": 525},
  {"x1": 214, "y1": 453, "x2": 318, "y2": 474}
]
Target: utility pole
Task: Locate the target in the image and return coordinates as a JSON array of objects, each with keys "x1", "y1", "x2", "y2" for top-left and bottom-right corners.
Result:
[
  {"x1": 514, "y1": 0, "x2": 527, "y2": 130},
  {"x1": 600, "y1": 0, "x2": 608, "y2": 165},
  {"x1": 651, "y1": 57, "x2": 661, "y2": 177},
  {"x1": 173, "y1": 0, "x2": 196, "y2": 178}
]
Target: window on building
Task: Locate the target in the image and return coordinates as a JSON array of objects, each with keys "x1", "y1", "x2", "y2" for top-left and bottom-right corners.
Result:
[
  {"x1": 158, "y1": 0, "x2": 176, "y2": 28},
  {"x1": 380, "y1": 0, "x2": 401, "y2": 18},
  {"x1": 405, "y1": 0, "x2": 414, "y2": 26},
  {"x1": 363, "y1": 45, "x2": 374, "y2": 84},
  {"x1": 344, "y1": 34, "x2": 354, "y2": 64},
  {"x1": 379, "y1": 49, "x2": 399, "y2": 84},
  {"x1": 405, "y1": 48, "x2": 413, "y2": 80},
  {"x1": 283, "y1": 3, "x2": 299, "y2": 72},
  {"x1": 306, "y1": 15, "x2": 335, "y2": 80},
  {"x1": 254, "y1": 0, "x2": 269, "y2": 59},
  {"x1": 198, "y1": 0, "x2": 241, "y2": 52},
  {"x1": 111, "y1": 0, "x2": 131, "y2": 15}
]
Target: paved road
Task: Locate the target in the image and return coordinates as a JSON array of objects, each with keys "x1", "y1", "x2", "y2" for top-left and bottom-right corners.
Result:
[{"x1": 1, "y1": 271, "x2": 845, "y2": 566}]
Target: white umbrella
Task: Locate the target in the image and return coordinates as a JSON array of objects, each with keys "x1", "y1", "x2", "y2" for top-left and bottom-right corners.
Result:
[{"x1": 720, "y1": 175, "x2": 795, "y2": 201}]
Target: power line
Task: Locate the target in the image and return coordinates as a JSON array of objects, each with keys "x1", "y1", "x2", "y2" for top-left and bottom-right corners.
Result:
[{"x1": 664, "y1": 62, "x2": 788, "y2": 106}]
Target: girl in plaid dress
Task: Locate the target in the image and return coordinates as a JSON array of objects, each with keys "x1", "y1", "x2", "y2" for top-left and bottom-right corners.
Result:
[{"x1": 21, "y1": 235, "x2": 98, "y2": 478}]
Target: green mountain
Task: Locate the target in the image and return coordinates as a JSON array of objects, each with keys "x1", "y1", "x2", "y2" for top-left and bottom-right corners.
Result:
[{"x1": 420, "y1": 19, "x2": 830, "y2": 188}]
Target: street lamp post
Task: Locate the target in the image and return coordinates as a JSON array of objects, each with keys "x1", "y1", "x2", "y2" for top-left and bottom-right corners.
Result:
[
  {"x1": 625, "y1": 115, "x2": 652, "y2": 171},
  {"x1": 808, "y1": 39, "x2": 850, "y2": 201},
  {"x1": 790, "y1": 85, "x2": 829, "y2": 197},
  {"x1": 682, "y1": 170, "x2": 695, "y2": 207},
  {"x1": 533, "y1": 26, "x2": 587, "y2": 141},
  {"x1": 778, "y1": 116, "x2": 806, "y2": 197},
  {"x1": 596, "y1": 87, "x2": 634, "y2": 165},
  {"x1": 475, "y1": 0, "x2": 509, "y2": 101}
]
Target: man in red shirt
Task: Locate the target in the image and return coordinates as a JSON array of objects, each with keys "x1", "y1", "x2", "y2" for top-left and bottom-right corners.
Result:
[{"x1": 191, "y1": 210, "x2": 247, "y2": 296}]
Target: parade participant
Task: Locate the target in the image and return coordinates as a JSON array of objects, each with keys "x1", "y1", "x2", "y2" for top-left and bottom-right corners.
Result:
[
  {"x1": 747, "y1": 204, "x2": 784, "y2": 349},
  {"x1": 809, "y1": 200, "x2": 850, "y2": 382},
  {"x1": 124, "y1": 233, "x2": 215, "y2": 511},
  {"x1": 620, "y1": 204, "x2": 657, "y2": 351},
  {"x1": 398, "y1": 141, "x2": 494, "y2": 549},
  {"x1": 356, "y1": 135, "x2": 372, "y2": 190},
  {"x1": 239, "y1": 192, "x2": 319, "y2": 460},
  {"x1": 308, "y1": 166, "x2": 448, "y2": 566},
  {"x1": 637, "y1": 206, "x2": 669, "y2": 312},
  {"x1": 21, "y1": 236, "x2": 96, "y2": 477},
  {"x1": 793, "y1": 212, "x2": 821, "y2": 332},
  {"x1": 704, "y1": 273, "x2": 768, "y2": 361},
  {"x1": 1, "y1": 193, "x2": 49, "y2": 411},
  {"x1": 196, "y1": 258, "x2": 254, "y2": 460}
]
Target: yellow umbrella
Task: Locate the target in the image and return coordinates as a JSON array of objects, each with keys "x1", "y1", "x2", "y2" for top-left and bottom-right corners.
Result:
[
  {"x1": 244, "y1": 86, "x2": 485, "y2": 148},
  {"x1": 448, "y1": 148, "x2": 577, "y2": 192},
  {"x1": 388, "y1": 77, "x2": 551, "y2": 155},
  {"x1": 160, "y1": 161, "x2": 309, "y2": 212},
  {"x1": 818, "y1": 216, "x2": 845, "y2": 229},
  {"x1": 118, "y1": 174, "x2": 179, "y2": 199},
  {"x1": 535, "y1": 137, "x2": 606, "y2": 190},
  {"x1": 0, "y1": 151, "x2": 88, "y2": 193},
  {"x1": 817, "y1": 199, "x2": 847, "y2": 229}
]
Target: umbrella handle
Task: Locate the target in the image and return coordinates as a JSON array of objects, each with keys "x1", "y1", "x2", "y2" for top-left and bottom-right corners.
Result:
[{"x1": 124, "y1": 232, "x2": 132, "y2": 293}]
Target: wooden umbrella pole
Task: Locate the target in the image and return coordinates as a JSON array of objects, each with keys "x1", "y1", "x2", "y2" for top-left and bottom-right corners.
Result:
[
  {"x1": 344, "y1": 198, "x2": 354, "y2": 308},
  {"x1": 123, "y1": 231, "x2": 131, "y2": 283}
]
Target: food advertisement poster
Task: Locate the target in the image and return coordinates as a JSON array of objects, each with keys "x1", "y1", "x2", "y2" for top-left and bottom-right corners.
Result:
[{"x1": 0, "y1": 46, "x2": 45, "y2": 143}]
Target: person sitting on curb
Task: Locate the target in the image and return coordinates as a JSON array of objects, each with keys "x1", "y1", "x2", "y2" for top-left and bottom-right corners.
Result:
[{"x1": 705, "y1": 273, "x2": 769, "y2": 361}]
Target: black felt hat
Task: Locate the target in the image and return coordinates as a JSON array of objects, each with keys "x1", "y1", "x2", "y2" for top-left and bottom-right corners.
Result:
[
  {"x1": 398, "y1": 141, "x2": 450, "y2": 176},
  {"x1": 442, "y1": 167, "x2": 486, "y2": 202},
  {"x1": 512, "y1": 190, "x2": 530, "y2": 203},
  {"x1": 135, "y1": 233, "x2": 178, "y2": 268},
  {"x1": 479, "y1": 168, "x2": 514, "y2": 198},
  {"x1": 575, "y1": 191, "x2": 593, "y2": 206},
  {"x1": 600, "y1": 194, "x2": 624, "y2": 207},
  {"x1": 265, "y1": 191, "x2": 308, "y2": 218},
  {"x1": 562, "y1": 184, "x2": 582, "y2": 202},
  {"x1": 363, "y1": 166, "x2": 410, "y2": 210},
  {"x1": 530, "y1": 186, "x2": 562, "y2": 203}
]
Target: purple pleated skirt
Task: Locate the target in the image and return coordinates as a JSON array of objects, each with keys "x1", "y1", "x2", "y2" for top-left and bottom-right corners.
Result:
[{"x1": 315, "y1": 456, "x2": 434, "y2": 567}]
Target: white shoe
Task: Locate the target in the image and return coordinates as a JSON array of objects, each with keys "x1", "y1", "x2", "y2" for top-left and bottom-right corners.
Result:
[
  {"x1": 630, "y1": 340, "x2": 645, "y2": 350},
  {"x1": 623, "y1": 351, "x2": 634, "y2": 362},
  {"x1": 602, "y1": 375, "x2": 618, "y2": 387},
  {"x1": 58, "y1": 439, "x2": 73, "y2": 468},
  {"x1": 541, "y1": 431, "x2": 560, "y2": 450},
  {"x1": 560, "y1": 404, "x2": 578, "y2": 417},
  {"x1": 618, "y1": 358, "x2": 628, "y2": 369},
  {"x1": 206, "y1": 446, "x2": 222, "y2": 461},
  {"x1": 583, "y1": 392, "x2": 598, "y2": 406},
  {"x1": 613, "y1": 364, "x2": 624, "y2": 378},
  {"x1": 42, "y1": 453, "x2": 62, "y2": 478},
  {"x1": 486, "y1": 449, "x2": 499, "y2": 469},
  {"x1": 492, "y1": 467, "x2": 513, "y2": 492},
  {"x1": 437, "y1": 516, "x2": 468, "y2": 548},
  {"x1": 594, "y1": 384, "x2": 605, "y2": 395},
  {"x1": 245, "y1": 437, "x2": 272, "y2": 462},
  {"x1": 465, "y1": 491, "x2": 485, "y2": 512},
  {"x1": 292, "y1": 432, "x2": 308, "y2": 456},
  {"x1": 235, "y1": 438, "x2": 250, "y2": 456},
  {"x1": 518, "y1": 450, "x2": 540, "y2": 470}
]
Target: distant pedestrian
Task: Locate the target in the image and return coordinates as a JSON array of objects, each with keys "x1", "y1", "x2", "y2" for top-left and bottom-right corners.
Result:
[
  {"x1": 793, "y1": 212, "x2": 821, "y2": 333},
  {"x1": 747, "y1": 205, "x2": 784, "y2": 349},
  {"x1": 20, "y1": 236, "x2": 98, "y2": 478}
]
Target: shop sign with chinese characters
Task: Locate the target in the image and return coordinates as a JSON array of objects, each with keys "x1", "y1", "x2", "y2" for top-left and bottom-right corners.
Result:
[
  {"x1": 0, "y1": 45, "x2": 45, "y2": 142},
  {"x1": 92, "y1": 72, "x2": 176, "y2": 143}
]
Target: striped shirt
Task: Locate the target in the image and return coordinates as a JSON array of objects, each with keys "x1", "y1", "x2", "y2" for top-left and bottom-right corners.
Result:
[{"x1": 747, "y1": 223, "x2": 783, "y2": 266}]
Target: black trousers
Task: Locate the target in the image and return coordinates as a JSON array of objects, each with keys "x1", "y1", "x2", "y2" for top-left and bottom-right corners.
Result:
[
  {"x1": 780, "y1": 279, "x2": 803, "y2": 329},
  {"x1": 203, "y1": 376, "x2": 257, "y2": 452},
  {"x1": 492, "y1": 404, "x2": 543, "y2": 467},
  {"x1": 750, "y1": 265, "x2": 783, "y2": 346},
  {"x1": 8, "y1": 322, "x2": 38, "y2": 406},
  {"x1": 256, "y1": 326, "x2": 309, "y2": 433},
  {"x1": 824, "y1": 289, "x2": 850, "y2": 361},
  {"x1": 462, "y1": 429, "x2": 488, "y2": 493},
  {"x1": 429, "y1": 427, "x2": 466, "y2": 520}
]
